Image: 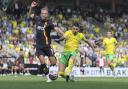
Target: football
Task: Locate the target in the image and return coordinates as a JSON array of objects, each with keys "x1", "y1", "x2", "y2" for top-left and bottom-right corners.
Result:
[{"x1": 49, "y1": 73, "x2": 58, "y2": 80}]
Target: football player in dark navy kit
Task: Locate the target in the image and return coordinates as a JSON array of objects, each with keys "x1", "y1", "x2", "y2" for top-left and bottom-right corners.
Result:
[{"x1": 28, "y1": 1, "x2": 64, "y2": 82}]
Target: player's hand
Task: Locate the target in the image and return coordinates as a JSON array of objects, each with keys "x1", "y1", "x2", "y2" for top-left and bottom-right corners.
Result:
[{"x1": 30, "y1": 1, "x2": 38, "y2": 8}]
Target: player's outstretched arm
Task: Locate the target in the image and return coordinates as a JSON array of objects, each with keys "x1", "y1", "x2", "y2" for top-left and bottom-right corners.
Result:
[
  {"x1": 54, "y1": 36, "x2": 65, "y2": 45},
  {"x1": 83, "y1": 38, "x2": 95, "y2": 52},
  {"x1": 54, "y1": 27, "x2": 64, "y2": 37},
  {"x1": 28, "y1": 1, "x2": 38, "y2": 18}
]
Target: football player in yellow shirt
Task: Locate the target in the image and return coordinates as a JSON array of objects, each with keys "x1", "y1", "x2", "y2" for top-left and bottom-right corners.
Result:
[
  {"x1": 58, "y1": 25, "x2": 95, "y2": 82},
  {"x1": 103, "y1": 31, "x2": 117, "y2": 72}
]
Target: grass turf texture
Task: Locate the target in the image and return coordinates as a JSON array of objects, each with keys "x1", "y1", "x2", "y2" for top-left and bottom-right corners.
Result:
[{"x1": 0, "y1": 75, "x2": 128, "y2": 89}]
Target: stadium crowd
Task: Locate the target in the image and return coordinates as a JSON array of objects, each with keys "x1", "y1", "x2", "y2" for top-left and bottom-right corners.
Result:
[{"x1": 0, "y1": 2, "x2": 128, "y2": 75}]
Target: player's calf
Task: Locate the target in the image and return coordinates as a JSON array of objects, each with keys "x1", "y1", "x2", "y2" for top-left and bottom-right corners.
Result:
[{"x1": 39, "y1": 64, "x2": 49, "y2": 75}]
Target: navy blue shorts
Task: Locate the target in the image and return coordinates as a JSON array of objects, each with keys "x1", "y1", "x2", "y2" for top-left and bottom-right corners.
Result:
[{"x1": 36, "y1": 47, "x2": 54, "y2": 57}]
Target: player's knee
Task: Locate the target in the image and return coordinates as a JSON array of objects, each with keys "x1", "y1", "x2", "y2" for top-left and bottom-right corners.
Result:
[{"x1": 38, "y1": 55, "x2": 45, "y2": 64}]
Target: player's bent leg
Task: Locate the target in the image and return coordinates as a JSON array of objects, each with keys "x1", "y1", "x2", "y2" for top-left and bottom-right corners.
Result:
[
  {"x1": 106, "y1": 55, "x2": 112, "y2": 68},
  {"x1": 67, "y1": 57, "x2": 74, "y2": 75},
  {"x1": 108, "y1": 62, "x2": 114, "y2": 71},
  {"x1": 46, "y1": 56, "x2": 57, "y2": 82},
  {"x1": 38, "y1": 55, "x2": 46, "y2": 64},
  {"x1": 38, "y1": 55, "x2": 49, "y2": 75},
  {"x1": 108, "y1": 54, "x2": 116, "y2": 72},
  {"x1": 58, "y1": 63, "x2": 66, "y2": 78},
  {"x1": 66, "y1": 57, "x2": 75, "y2": 82},
  {"x1": 58, "y1": 52, "x2": 68, "y2": 78},
  {"x1": 58, "y1": 64, "x2": 66, "y2": 78}
]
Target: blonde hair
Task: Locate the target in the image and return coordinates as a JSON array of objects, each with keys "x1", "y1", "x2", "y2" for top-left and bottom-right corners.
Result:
[{"x1": 41, "y1": 7, "x2": 48, "y2": 12}]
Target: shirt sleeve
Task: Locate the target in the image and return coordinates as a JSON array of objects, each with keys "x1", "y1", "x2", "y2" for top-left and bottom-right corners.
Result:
[
  {"x1": 80, "y1": 33, "x2": 84, "y2": 40},
  {"x1": 49, "y1": 20, "x2": 55, "y2": 30},
  {"x1": 64, "y1": 31, "x2": 70, "y2": 39}
]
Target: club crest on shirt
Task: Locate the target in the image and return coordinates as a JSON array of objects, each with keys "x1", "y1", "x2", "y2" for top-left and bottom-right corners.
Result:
[{"x1": 37, "y1": 26, "x2": 45, "y2": 31}]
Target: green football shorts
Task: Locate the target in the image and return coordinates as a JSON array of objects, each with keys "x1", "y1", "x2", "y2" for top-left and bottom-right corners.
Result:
[
  {"x1": 106, "y1": 54, "x2": 115, "y2": 62},
  {"x1": 60, "y1": 51, "x2": 77, "y2": 66}
]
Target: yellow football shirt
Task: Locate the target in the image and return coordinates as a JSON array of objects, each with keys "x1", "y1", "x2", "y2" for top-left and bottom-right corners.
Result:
[
  {"x1": 64, "y1": 30, "x2": 84, "y2": 52},
  {"x1": 103, "y1": 37, "x2": 117, "y2": 54}
]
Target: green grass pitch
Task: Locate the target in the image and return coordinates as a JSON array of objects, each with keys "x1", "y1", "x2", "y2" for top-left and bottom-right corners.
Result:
[{"x1": 0, "y1": 75, "x2": 128, "y2": 89}]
